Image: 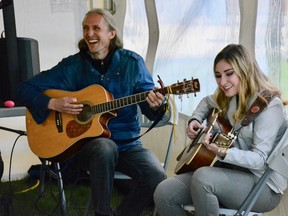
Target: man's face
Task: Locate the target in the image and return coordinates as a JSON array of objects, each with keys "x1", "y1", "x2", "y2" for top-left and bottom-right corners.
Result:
[{"x1": 82, "y1": 13, "x2": 115, "y2": 59}]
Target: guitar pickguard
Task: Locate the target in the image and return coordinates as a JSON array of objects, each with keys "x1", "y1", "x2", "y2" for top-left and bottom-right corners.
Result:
[{"x1": 66, "y1": 120, "x2": 92, "y2": 138}]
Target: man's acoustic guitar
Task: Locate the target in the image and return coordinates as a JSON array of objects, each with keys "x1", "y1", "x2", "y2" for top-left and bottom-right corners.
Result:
[{"x1": 26, "y1": 79, "x2": 200, "y2": 162}]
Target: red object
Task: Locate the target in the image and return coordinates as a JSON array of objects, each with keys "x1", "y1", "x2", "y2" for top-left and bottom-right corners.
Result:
[{"x1": 4, "y1": 100, "x2": 15, "y2": 108}]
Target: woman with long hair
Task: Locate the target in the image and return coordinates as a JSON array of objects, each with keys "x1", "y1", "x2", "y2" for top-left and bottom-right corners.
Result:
[{"x1": 154, "y1": 44, "x2": 288, "y2": 216}]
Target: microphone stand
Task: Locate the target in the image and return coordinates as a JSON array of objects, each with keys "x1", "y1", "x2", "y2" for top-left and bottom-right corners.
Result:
[
  {"x1": 0, "y1": 126, "x2": 27, "y2": 136},
  {"x1": 0, "y1": 125, "x2": 27, "y2": 216}
]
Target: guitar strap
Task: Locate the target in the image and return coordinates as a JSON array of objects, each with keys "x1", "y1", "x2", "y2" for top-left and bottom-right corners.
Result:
[
  {"x1": 114, "y1": 103, "x2": 167, "y2": 144},
  {"x1": 115, "y1": 91, "x2": 274, "y2": 144},
  {"x1": 240, "y1": 90, "x2": 275, "y2": 126}
]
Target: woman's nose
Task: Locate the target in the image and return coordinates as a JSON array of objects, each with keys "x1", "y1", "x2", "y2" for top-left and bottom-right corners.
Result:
[{"x1": 219, "y1": 77, "x2": 227, "y2": 86}]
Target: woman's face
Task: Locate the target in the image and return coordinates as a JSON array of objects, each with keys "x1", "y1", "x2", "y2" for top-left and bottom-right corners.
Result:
[{"x1": 214, "y1": 59, "x2": 240, "y2": 97}]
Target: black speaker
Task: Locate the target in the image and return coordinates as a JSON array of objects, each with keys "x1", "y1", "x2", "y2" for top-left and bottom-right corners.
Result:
[
  {"x1": 0, "y1": 151, "x2": 3, "y2": 181},
  {"x1": 0, "y1": 37, "x2": 40, "y2": 106}
]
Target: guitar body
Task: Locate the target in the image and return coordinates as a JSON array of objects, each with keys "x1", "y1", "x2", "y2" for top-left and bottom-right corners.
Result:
[
  {"x1": 174, "y1": 109, "x2": 232, "y2": 174},
  {"x1": 26, "y1": 85, "x2": 116, "y2": 161},
  {"x1": 174, "y1": 133, "x2": 216, "y2": 174}
]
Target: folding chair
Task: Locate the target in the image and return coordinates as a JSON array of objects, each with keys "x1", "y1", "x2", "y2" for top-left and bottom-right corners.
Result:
[
  {"x1": 183, "y1": 126, "x2": 288, "y2": 216},
  {"x1": 182, "y1": 205, "x2": 262, "y2": 216},
  {"x1": 39, "y1": 159, "x2": 66, "y2": 216}
]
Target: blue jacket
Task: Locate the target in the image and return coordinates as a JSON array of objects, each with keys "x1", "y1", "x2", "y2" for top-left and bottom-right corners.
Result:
[{"x1": 17, "y1": 49, "x2": 158, "y2": 151}]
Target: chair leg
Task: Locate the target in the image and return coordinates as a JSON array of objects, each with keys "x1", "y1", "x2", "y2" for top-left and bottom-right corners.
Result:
[
  {"x1": 152, "y1": 206, "x2": 157, "y2": 216},
  {"x1": 84, "y1": 193, "x2": 92, "y2": 216},
  {"x1": 163, "y1": 126, "x2": 174, "y2": 171},
  {"x1": 39, "y1": 161, "x2": 46, "y2": 196},
  {"x1": 234, "y1": 168, "x2": 273, "y2": 216},
  {"x1": 54, "y1": 162, "x2": 66, "y2": 216},
  {"x1": 39, "y1": 160, "x2": 67, "y2": 216}
]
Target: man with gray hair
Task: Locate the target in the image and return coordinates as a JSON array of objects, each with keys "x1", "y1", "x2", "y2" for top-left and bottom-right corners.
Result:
[{"x1": 17, "y1": 8, "x2": 167, "y2": 216}]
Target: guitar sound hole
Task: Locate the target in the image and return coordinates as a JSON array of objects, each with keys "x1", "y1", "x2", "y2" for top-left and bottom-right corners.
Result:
[{"x1": 76, "y1": 104, "x2": 92, "y2": 123}]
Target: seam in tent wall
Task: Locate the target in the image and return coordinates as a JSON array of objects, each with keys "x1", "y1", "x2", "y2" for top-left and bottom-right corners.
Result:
[
  {"x1": 238, "y1": 0, "x2": 258, "y2": 54},
  {"x1": 144, "y1": 0, "x2": 159, "y2": 74}
]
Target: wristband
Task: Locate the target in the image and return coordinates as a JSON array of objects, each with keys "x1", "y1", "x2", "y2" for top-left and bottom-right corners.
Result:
[{"x1": 217, "y1": 147, "x2": 228, "y2": 157}]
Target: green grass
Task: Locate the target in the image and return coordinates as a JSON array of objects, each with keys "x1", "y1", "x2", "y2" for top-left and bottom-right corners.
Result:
[{"x1": 0, "y1": 177, "x2": 155, "y2": 216}]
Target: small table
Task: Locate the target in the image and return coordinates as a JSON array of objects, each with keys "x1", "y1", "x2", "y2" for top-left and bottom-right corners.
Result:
[{"x1": 0, "y1": 107, "x2": 26, "y2": 118}]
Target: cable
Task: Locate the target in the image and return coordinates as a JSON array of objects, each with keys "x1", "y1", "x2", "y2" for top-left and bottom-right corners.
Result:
[
  {"x1": 1, "y1": 133, "x2": 26, "y2": 216},
  {"x1": 14, "y1": 179, "x2": 40, "y2": 194}
]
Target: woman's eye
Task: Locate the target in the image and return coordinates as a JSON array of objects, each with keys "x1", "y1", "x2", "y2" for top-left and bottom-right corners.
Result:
[
  {"x1": 215, "y1": 74, "x2": 221, "y2": 79},
  {"x1": 226, "y1": 71, "x2": 234, "y2": 76}
]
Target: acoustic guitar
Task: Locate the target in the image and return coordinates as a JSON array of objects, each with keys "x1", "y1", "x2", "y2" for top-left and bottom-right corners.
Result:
[
  {"x1": 26, "y1": 79, "x2": 200, "y2": 162},
  {"x1": 174, "y1": 108, "x2": 236, "y2": 174}
]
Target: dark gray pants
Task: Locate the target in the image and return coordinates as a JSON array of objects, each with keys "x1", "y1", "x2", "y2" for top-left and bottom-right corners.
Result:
[{"x1": 77, "y1": 137, "x2": 166, "y2": 216}]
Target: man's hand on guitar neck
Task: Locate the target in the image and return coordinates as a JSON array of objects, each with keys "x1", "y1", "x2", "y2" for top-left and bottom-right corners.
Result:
[
  {"x1": 187, "y1": 119, "x2": 204, "y2": 140},
  {"x1": 146, "y1": 90, "x2": 165, "y2": 112},
  {"x1": 48, "y1": 97, "x2": 84, "y2": 114}
]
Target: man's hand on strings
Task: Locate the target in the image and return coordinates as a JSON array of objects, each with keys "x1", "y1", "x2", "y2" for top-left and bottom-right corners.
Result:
[{"x1": 48, "y1": 97, "x2": 83, "y2": 114}]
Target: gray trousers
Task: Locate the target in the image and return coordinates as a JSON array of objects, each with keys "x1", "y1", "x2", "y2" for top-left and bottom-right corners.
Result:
[{"x1": 154, "y1": 165, "x2": 281, "y2": 216}]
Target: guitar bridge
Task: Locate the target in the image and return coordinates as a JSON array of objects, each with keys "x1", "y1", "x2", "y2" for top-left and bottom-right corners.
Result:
[{"x1": 211, "y1": 132, "x2": 236, "y2": 148}]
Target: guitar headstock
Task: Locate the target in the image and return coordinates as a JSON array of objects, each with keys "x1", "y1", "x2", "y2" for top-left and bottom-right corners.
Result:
[{"x1": 169, "y1": 78, "x2": 200, "y2": 95}]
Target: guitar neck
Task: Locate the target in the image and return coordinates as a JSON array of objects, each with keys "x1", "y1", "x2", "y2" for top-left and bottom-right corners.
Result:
[{"x1": 91, "y1": 88, "x2": 170, "y2": 114}]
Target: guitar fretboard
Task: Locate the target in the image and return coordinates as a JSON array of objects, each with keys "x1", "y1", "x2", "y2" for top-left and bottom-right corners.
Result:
[
  {"x1": 90, "y1": 78, "x2": 199, "y2": 114},
  {"x1": 92, "y1": 89, "x2": 164, "y2": 114}
]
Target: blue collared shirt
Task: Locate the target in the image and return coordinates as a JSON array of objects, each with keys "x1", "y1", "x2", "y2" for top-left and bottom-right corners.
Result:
[{"x1": 17, "y1": 49, "x2": 157, "y2": 151}]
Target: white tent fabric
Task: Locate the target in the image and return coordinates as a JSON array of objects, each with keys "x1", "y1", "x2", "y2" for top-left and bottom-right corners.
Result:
[{"x1": 122, "y1": 0, "x2": 288, "y2": 116}]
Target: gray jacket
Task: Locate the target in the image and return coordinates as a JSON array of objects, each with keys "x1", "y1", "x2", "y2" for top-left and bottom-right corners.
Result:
[{"x1": 191, "y1": 94, "x2": 288, "y2": 193}]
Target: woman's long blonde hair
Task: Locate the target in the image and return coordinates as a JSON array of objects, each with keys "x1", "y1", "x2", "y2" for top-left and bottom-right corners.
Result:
[{"x1": 214, "y1": 44, "x2": 285, "y2": 121}]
